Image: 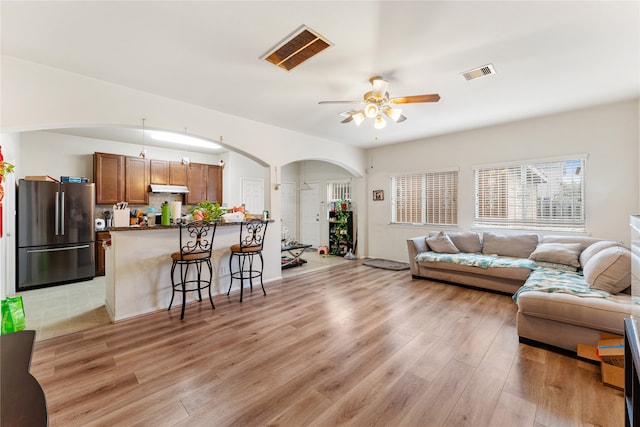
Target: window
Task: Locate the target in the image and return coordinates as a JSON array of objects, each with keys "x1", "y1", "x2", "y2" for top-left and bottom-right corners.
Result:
[
  {"x1": 391, "y1": 170, "x2": 458, "y2": 225},
  {"x1": 473, "y1": 157, "x2": 585, "y2": 231},
  {"x1": 327, "y1": 180, "x2": 351, "y2": 210}
]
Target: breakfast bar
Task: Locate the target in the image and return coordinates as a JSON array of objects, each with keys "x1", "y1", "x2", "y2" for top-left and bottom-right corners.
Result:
[{"x1": 104, "y1": 221, "x2": 279, "y2": 321}]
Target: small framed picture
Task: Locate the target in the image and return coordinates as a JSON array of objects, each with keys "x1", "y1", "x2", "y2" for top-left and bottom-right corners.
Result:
[{"x1": 373, "y1": 190, "x2": 384, "y2": 201}]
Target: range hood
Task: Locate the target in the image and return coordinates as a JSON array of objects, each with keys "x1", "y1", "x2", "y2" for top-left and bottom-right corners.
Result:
[{"x1": 149, "y1": 184, "x2": 190, "y2": 194}]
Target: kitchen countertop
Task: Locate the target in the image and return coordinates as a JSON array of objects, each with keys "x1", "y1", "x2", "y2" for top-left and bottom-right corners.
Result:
[{"x1": 107, "y1": 220, "x2": 272, "y2": 232}]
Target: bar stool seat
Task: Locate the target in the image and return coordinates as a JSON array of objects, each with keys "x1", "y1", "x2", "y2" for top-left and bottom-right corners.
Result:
[
  {"x1": 169, "y1": 220, "x2": 217, "y2": 319},
  {"x1": 227, "y1": 219, "x2": 268, "y2": 302}
]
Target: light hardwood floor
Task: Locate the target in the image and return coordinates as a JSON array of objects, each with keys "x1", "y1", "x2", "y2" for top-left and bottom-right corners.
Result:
[{"x1": 31, "y1": 261, "x2": 623, "y2": 426}]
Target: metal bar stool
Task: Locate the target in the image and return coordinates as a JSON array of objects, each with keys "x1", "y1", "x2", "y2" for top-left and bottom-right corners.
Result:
[
  {"x1": 227, "y1": 219, "x2": 268, "y2": 302},
  {"x1": 169, "y1": 220, "x2": 217, "y2": 319}
]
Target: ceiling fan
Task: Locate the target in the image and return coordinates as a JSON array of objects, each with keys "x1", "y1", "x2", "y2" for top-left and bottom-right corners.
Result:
[{"x1": 318, "y1": 76, "x2": 440, "y2": 129}]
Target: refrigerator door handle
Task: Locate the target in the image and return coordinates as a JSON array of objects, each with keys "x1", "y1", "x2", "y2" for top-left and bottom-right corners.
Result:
[
  {"x1": 26, "y1": 244, "x2": 91, "y2": 254},
  {"x1": 55, "y1": 191, "x2": 60, "y2": 236},
  {"x1": 60, "y1": 191, "x2": 65, "y2": 235}
]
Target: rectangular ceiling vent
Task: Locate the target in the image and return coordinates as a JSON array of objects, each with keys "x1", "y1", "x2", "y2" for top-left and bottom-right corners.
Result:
[
  {"x1": 262, "y1": 25, "x2": 332, "y2": 71},
  {"x1": 461, "y1": 63, "x2": 496, "y2": 81}
]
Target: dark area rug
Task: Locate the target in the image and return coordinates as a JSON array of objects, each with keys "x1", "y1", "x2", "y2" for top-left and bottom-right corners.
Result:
[{"x1": 362, "y1": 258, "x2": 410, "y2": 271}]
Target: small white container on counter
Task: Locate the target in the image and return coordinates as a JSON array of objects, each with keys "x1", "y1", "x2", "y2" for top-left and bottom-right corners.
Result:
[{"x1": 113, "y1": 208, "x2": 131, "y2": 227}]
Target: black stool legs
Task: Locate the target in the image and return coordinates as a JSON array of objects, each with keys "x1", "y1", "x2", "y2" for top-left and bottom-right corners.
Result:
[
  {"x1": 169, "y1": 257, "x2": 215, "y2": 320},
  {"x1": 227, "y1": 251, "x2": 266, "y2": 302}
]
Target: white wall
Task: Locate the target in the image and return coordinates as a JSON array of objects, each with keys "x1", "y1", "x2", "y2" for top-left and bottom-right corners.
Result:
[
  {"x1": 1, "y1": 56, "x2": 367, "y2": 175},
  {"x1": 224, "y1": 151, "x2": 265, "y2": 209},
  {"x1": 0, "y1": 133, "x2": 20, "y2": 299},
  {"x1": 366, "y1": 99, "x2": 640, "y2": 262}
]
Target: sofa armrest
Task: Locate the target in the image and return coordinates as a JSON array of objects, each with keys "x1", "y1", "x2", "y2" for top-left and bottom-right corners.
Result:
[{"x1": 407, "y1": 236, "x2": 428, "y2": 276}]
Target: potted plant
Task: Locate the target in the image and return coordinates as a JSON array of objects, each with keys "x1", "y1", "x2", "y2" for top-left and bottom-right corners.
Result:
[
  {"x1": 337, "y1": 198, "x2": 350, "y2": 211},
  {"x1": 331, "y1": 207, "x2": 351, "y2": 254},
  {"x1": 190, "y1": 200, "x2": 224, "y2": 221}
]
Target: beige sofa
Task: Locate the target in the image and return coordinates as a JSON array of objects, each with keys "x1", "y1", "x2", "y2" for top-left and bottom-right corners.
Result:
[{"x1": 407, "y1": 231, "x2": 634, "y2": 352}]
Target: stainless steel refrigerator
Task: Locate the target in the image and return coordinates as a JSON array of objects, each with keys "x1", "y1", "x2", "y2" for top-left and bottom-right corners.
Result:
[{"x1": 17, "y1": 179, "x2": 95, "y2": 291}]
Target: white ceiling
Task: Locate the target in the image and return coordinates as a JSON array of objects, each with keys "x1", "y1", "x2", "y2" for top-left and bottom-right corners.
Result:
[{"x1": 2, "y1": 1, "x2": 638, "y2": 150}]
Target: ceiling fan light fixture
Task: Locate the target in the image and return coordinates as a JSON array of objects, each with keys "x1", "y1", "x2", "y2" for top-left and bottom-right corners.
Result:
[
  {"x1": 352, "y1": 111, "x2": 366, "y2": 126},
  {"x1": 374, "y1": 115, "x2": 386, "y2": 129},
  {"x1": 364, "y1": 102, "x2": 379, "y2": 118},
  {"x1": 384, "y1": 107, "x2": 403, "y2": 122}
]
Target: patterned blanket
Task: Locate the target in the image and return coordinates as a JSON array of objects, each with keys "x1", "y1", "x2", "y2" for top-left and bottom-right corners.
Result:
[
  {"x1": 416, "y1": 251, "x2": 616, "y2": 302},
  {"x1": 512, "y1": 267, "x2": 610, "y2": 302},
  {"x1": 415, "y1": 251, "x2": 537, "y2": 270}
]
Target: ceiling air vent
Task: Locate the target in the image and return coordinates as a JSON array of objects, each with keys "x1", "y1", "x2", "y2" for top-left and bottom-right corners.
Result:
[
  {"x1": 262, "y1": 25, "x2": 332, "y2": 71},
  {"x1": 461, "y1": 63, "x2": 496, "y2": 81}
]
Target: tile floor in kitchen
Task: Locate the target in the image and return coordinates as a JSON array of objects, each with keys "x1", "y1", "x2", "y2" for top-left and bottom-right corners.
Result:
[{"x1": 17, "y1": 249, "x2": 353, "y2": 341}]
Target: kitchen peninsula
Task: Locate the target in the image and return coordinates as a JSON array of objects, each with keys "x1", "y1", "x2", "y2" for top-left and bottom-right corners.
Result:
[{"x1": 104, "y1": 221, "x2": 279, "y2": 321}]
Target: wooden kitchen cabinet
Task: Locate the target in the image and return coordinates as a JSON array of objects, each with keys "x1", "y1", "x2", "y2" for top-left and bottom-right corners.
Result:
[
  {"x1": 169, "y1": 161, "x2": 187, "y2": 186},
  {"x1": 149, "y1": 159, "x2": 169, "y2": 184},
  {"x1": 186, "y1": 162, "x2": 207, "y2": 205},
  {"x1": 94, "y1": 152, "x2": 124, "y2": 205},
  {"x1": 95, "y1": 231, "x2": 111, "y2": 276},
  {"x1": 206, "y1": 165, "x2": 223, "y2": 204},
  {"x1": 125, "y1": 156, "x2": 149, "y2": 205}
]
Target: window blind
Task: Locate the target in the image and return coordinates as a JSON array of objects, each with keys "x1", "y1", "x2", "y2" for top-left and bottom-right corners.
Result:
[
  {"x1": 391, "y1": 170, "x2": 458, "y2": 225},
  {"x1": 473, "y1": 158, "x2": 585, "y2": 231}
]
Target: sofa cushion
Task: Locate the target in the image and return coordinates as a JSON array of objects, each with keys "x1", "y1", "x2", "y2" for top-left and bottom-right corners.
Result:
[
  {"x1": 579, "y1": 240, "x2": 621, "y2": 268},
  {"x1": 583, "y1": 246, "x2": 631, "y2": 294},
  {"x1": 417, "y1": 260, "x2": 532, "y2": 281},
  {"x1": 426, "y1": 231, "x2": 459, "y2": 254},
  {"x1": 541, "y1": 235, "x2": 606, "y2": 252},
  {"x1": 482, "y1": 232, "x2": 538, "y2": 258},
  {"x1": 447, "y1": 231, "x2": 482, "y2": 253},
  {"x1": 516, "y1": 290, "x2": 633, "y2": 334},
  {"x1": 528, "y1": 243, "x2": 581, "y2": 268}
]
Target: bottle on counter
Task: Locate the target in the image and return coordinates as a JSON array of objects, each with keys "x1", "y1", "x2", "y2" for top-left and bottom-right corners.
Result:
[{"x1": 161, "y1": 201, "x2": 171, "y2": 226}]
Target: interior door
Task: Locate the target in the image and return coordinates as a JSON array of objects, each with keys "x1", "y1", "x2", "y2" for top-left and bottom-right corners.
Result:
[
  {"x1": 300, "y1": 182, "x2": 320, "y2": 247},
  {"x1": 241, "y1": 179, "x2": 264, "y2": 214}
]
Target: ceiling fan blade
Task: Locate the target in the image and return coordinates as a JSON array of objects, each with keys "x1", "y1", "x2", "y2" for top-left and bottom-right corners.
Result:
[
  {"x1": 340, "y1": 115, "x2": 354, "y2": 124},
  {"x1": 389, "y1": 94, "x2": 441, "y2": 104},
  {"x1": 318, "y1": 100, "x2": 362, "y2": 105}
]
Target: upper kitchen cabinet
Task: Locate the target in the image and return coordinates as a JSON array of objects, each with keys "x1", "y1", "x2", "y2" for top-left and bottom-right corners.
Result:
[
  {"x1": 185, "y1": 162, "x2": 207, "y2": 205},
  {"x1": 149, "y1": 159, "x2": 169, "y2": 185},
  {"x1": 94, "y1": 152, "x2": 124, "y2": 205},
  {"x1": 125, "y1": 156, "x2": 149, "y2": 205},
  {"x1": 206, "y1": 165, "x2": 223, "y2": 204},
  {"x1": 169, "y1": 161, "x2": 187, "y2": 186}
]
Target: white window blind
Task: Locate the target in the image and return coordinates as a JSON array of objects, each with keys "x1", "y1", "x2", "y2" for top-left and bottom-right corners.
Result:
[
  {"x1": 473, "y1": 157, "x2": 585, "y2": 231},
  {"x1": 391, "y1": 170, "x2": 458, "y2": 225}
]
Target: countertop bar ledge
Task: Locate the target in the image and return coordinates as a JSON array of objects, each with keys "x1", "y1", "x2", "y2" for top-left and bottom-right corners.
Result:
[{"x1": 104, "y1": 220, "x2": 279, "y2": 321}]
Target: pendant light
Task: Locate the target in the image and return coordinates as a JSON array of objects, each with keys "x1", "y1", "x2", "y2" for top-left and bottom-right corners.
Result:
[
  {"x1": 139, "y1": 118, "x2": 147, "y2": 158},
  {"x1": 299, "y1": 160, "x2": 312, "y2": 191}
]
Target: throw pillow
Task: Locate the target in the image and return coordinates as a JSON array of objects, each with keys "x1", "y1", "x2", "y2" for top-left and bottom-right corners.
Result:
[
  {"x1": 426, "y1": 231, "x2": 460, "y2": 254},
  {"x1": 579, "y1": 240, "x2": 621, "y2": 268},
  {"x1": 528, "y1": 243, "x2": 581, "y2": 268},
  {"x1": 447, "y1": 231, "x2": 482, "y2": 253},
  {"x1": 482, "y1": 232, "x2": 539, "y2": 258},
  {"x1": 583, "y1": 246, "x2": 631, "y2": 294}
]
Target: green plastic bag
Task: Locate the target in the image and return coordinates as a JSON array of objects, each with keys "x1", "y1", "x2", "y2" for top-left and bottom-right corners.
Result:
[{"x1": 1, "y1": 296, "x2": 26, "y2": 335}]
